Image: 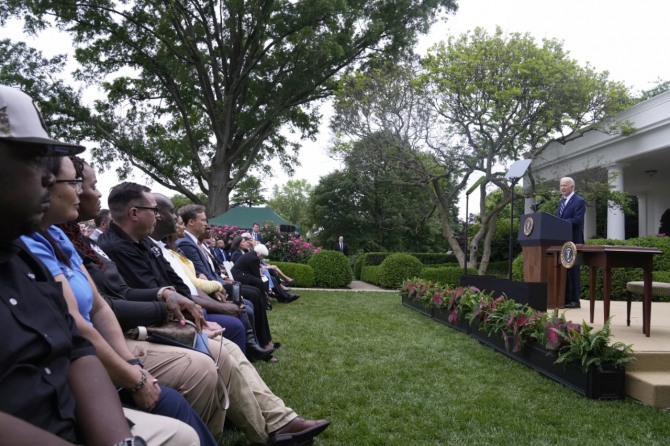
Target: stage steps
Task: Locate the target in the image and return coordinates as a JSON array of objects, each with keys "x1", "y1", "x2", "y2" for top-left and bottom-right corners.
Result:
[{"x1": 626, "y1": 352, "x2": 670, "y2": 408}]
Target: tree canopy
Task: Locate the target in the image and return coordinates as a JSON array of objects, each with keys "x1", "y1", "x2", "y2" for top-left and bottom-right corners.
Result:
[
  {"x1": 267, "y1": 179, "x2": 313, "y2": 230},
  {"x1": 332, "y1": 28, "x2": 632, "y2": 272},
  {"x1": 0, "y1": 0, "x2": 457, "y2": 216},
  {"x1": 309, "y1": 132, "x2": 446, "y2": 253}
]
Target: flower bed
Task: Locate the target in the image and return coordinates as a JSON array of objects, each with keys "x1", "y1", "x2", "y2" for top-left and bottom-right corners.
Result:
[{"x1": 401, "y1": 277, "x2": 632, "y2": 399}]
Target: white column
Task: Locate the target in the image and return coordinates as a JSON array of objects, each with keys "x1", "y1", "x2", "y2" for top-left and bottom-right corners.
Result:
[
  {"x1": 584, "y1": 204, "x2": 596, "y2": 241},
  {"x1": 607, "y1": 163, "x2": 626, "y2": 240},
  {"x1": 637, "y1": 194, "x2": 647, "y2": 237}
]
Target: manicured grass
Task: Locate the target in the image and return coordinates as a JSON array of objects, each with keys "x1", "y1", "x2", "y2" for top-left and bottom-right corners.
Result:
[{"x1": 221, "y1": 291, "x2": 670, "y2": 445}]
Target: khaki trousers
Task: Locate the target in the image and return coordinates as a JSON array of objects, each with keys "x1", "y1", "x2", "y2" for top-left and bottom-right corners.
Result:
[
  {"x1": 208, "y1": 336, "x2": 298, "y2": 444},
  {"x1": 126, "y1": 339, "x2": 227, "y2": 435},
  {"x1": 124, "y1": 408, "x2": 199, "y2": 446}
]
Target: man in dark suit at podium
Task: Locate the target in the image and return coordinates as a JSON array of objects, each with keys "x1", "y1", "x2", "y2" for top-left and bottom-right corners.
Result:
[{"x1": 556, "y1": 177, "x2": 586, "y2": 308}]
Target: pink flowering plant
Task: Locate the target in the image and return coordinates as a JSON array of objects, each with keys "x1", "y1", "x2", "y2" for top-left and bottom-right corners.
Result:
[
  {"x1": 260, "y1": 221, "x2": 320, "y2": 263},
  {"x1": 210, "y1": 225, "x2": 245, "y2": 241},
  {"x1": 400, "y1": 277, "x2": 633, "y2": 369}
]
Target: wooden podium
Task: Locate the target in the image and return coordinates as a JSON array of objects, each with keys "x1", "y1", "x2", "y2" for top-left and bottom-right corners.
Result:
[{"x1": 518, "y1": 212, "x2": 571, "y2": 309}]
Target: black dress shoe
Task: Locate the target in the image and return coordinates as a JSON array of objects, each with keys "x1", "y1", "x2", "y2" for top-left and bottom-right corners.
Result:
[
  {"x1": 268, "y1": 418, "x2": 330, "y2": 446},
  {"x1": 247, "y1": 344, "x2": 275, "y2": 362},
  {"x1": 565, "y1": 301, "x2": 581, "y2": 308}
]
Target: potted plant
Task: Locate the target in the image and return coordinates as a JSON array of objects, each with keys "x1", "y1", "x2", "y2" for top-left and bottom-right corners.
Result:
[
  {"x1": 400, "y1": 278, "x2": 632, "y2": 399},
  {"x1": 400, "y1": 278, "x2": 436, "y2": 317}
]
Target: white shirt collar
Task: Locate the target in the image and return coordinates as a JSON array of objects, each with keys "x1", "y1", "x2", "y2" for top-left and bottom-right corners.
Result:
[
  {"x1": 184, "y1": 230, "x2": 199, "y2": 244},
  {"x1": 562, "y1": 191, "x2": 575, "y2": 203}
]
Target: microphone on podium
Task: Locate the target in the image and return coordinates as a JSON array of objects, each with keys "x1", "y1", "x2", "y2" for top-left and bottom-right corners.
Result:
[{"x1": 530, "y1": 199, "x2": 545, "y2": 212}]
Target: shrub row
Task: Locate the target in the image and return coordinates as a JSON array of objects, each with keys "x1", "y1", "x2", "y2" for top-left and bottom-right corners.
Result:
[
  {"x1": 269, "y1": 250, "x2": 353, "y2": 289},
  {"x1": 354, "y1": 252, "x2": 458, "y2": 280},
  {"x1": 360, "y1": 253, "x2": 475, "y2": 290}
]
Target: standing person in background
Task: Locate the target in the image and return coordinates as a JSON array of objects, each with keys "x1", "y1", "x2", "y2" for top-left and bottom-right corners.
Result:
[
  {"x1": 556, "y1": 177, "x2": 586, "y2": 309},
  {"x1": 334, "y1": 235, "x2": 349, "y2": 256},
  {"x1": 251, "y1": 223, "x2": 264, "y2": 243}
]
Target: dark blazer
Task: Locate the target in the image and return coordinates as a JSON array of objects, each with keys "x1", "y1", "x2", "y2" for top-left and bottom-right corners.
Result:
[
  {"x1": 176, "y1": 234, "x2": 225, "y2": 285},
  {"x1": 212, "y1": 246, "x2": 228, "y2": 264},
  {"x1": 556, "y1": 194, "x2": 586, "y2": 243},
  {"x1": 334, "y1": 241, "x2": 349, "y2": 256},
  {"x1": 231, "y1": 250, "x2": 262, "y2": 280},
  {"x1": 251, "y1": 231, "x2": 264, "y2": 243}
]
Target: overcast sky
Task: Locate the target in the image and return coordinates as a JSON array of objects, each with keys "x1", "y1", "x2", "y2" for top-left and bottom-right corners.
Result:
[{"x1": 2, "y1": 0, "x2": 670, "y2": 215}]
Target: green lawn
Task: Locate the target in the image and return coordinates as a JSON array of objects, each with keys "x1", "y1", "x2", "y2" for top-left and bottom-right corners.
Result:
[{"x1": 221, "y1": 291, "x2": 670, "y2": 445}]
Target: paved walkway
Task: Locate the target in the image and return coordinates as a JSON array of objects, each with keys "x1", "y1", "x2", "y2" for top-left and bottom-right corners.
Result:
[{"x1": 297, "y1": 280, "x2": 395, "y2": 292}]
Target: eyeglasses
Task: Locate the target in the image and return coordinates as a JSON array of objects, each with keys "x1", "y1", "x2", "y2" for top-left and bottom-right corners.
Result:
[
  {"x1": 54, "y1": 178, "x2": 83, "y2": 193},
  {"x1": 134, "y1": 206, "x2": 160, "y2": 216}
]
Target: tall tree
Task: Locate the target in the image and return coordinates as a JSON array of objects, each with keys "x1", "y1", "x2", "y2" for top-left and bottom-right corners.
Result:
[
  {"x1": 332, "y1": 29, "x2": 632, "y2": 273},
  {"x1": 0, "y1": 0, "x2": 457, "y2": 216},
  {"x1": 229, "y1": 176, "x2": 267, "y2": 208},
  {"x1": 310, "y1": 132, "x2": 445, "y2": 253},
  {"x1": 267, "y1": 179, "x2": 313, "y2": 229}
]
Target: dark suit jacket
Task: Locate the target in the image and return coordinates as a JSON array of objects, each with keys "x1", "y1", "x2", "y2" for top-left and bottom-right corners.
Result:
[
  {"x1": 334, "y1": 242, "x2": 349, "y2": 256},
  {"x1": 251, "y1": 231, "x2": 264, "y2": 243},
  {"x1": 176, "y1": 234, "x2": 225, "y2": 285},
  {"x1": 212, "y1": 247, "x2": 228, "y2": 264},
  {"x1": 556, "y1": 194, "x2": 586, "y2": 243},
  {"x1": 231, "y1": 251, "x2": 262, "y2": 280}
]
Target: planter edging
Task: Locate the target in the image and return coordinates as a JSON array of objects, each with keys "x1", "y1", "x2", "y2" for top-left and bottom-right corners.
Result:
[{"x1": 402, "y1": 296, "x2": 625, "y2": 400}]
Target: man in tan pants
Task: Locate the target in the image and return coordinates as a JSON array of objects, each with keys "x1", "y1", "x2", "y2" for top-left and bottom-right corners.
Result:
[{"x1": 99, "y1": 181, "x2": 331, "y2": 446}]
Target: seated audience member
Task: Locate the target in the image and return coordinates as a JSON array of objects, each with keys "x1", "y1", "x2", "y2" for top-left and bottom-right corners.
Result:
[
  {"x1": 21, "y1": 155, "x2": 216, "y2": 445},
  {"x1": 99, "y1": 181, "x2": 330, "y2": 445},
  {"x1": 0, "y1": 84, "x2": 193, "y2": 445},
  {"x1": 90, "y1": 207, "x2": 111, "y2": 241},
  {"x1": 231, "y1": 243, "x2": 273, "y2": 300},
  {"x1": 212, "y1": 238, "x2": 229, "y2": 262},
  {"x1": 177, "y1": 204, "x2": 276, "y2": 350},
  {"x1": 56, "y1": 157, "x2": 235, "y2": 435},
  {"x1": 151, "y1": 195, "x2": 272, "y2": 360},
  {"x1": 229, "y1": 233, "x2": 251, "y2": 263}
]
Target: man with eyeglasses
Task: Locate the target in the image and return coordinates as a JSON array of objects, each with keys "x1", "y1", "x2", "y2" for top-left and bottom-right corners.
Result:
[{"x1": 99, "y1": 182, "x2": 330, "y2": 446}]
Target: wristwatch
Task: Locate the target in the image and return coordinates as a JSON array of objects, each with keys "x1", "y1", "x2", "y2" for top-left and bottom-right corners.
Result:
[{"x1": 113, "y1": 437, "x2": 148, "y2": 446}]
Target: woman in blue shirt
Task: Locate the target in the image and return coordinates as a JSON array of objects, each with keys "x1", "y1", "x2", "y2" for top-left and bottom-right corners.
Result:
[{"x1": 21, "y1": 156, "x2": 216, "y2": 446}]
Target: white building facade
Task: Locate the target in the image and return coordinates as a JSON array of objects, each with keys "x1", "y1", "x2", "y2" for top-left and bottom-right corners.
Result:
[{"x1": 527, "y1": 91, "x2": 670, "y2": 240}]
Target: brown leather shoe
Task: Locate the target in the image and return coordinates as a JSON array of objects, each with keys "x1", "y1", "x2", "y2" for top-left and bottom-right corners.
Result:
[{"x1": 267, "y1": 417, "x2": 330, "y2": 445}]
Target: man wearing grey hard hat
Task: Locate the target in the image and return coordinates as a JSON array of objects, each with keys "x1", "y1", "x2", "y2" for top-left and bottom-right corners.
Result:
[{"x1": 0, "y1": 85, "x2": 153, "y2": 446}]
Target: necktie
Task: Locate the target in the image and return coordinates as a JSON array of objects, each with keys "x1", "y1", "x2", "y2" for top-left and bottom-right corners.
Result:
[
  {"x1": 558, "y1": 198, "x2": 566, "y2": 216},
  {"x1": 340, "y1": 243, "x2": 343, "y2": 251}
]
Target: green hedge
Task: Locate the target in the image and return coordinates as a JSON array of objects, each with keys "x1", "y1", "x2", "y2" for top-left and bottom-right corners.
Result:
[
  {"x1": 420, "y1": 266, "x2": 477, "y2": 287},
  {"x1": 579, "y1": 237, "x2": 670, "y2": 301},
  {"x1": 377, "y1": 253, "x2": 423, "y2": 289},
  {"x1": 308, "y1": 250, "x2": 353, "y2": 288},
  {"x1": 587, "y1": 237, "x2": 670, "y2": 272},
  {"x1": 270, "y1": 261, "x2": 315, "y2": 288},
  {"x1": 411, "y1": 253, "x2": 458, "y2": 265},
  {"x1": 355, "y1": 252, "x2": 458, "y2": 280},
  {"x1": 360, "y1": 265, "x2": 381, "y2": 285}
]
